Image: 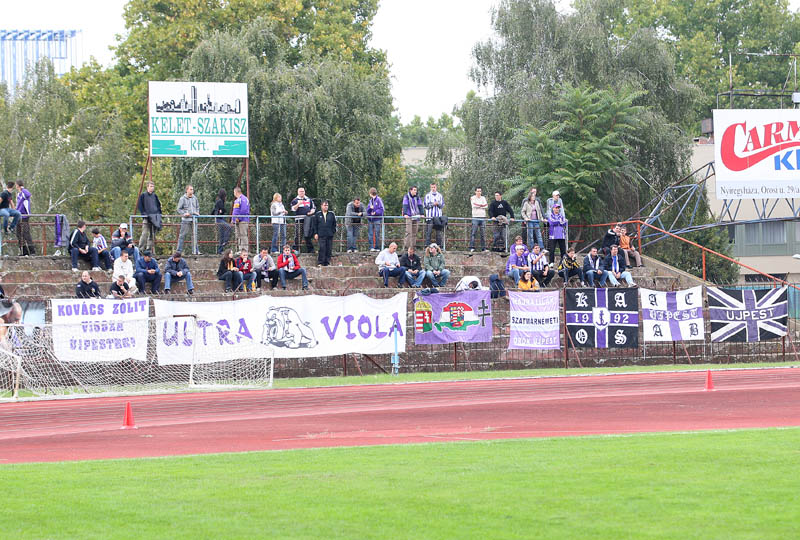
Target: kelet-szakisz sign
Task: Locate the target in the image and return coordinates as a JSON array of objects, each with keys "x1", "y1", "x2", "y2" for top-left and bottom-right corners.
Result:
[
  {"x1": 149, "y1": 81, "x2": 249, "y2": 158},
  {"x1": 714, "y1": 109, "x2": 800, "y2": 199}
]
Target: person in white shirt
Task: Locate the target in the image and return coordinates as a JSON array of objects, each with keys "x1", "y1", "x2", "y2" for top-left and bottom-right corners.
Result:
[
  {"x1": 469, "y1": 187, "x2": 488, "y2": 252},
  {"x1": 270, "y1": 193, "x2": 287, "y2": 254},
  {"x1": 528, "y1": 244, "x2": 555, "y2": 287},
  {"x1": 375, "y1": 242, "x2": 407, "y2": 288},
  {"x1": 455, "y1": 275, "x2": 487, "y2": 291},
  {"x1": 112, "y1": 250, "x2": 138, "y2": 294}
]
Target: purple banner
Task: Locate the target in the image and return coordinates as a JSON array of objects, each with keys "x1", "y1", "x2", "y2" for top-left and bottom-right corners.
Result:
[
  {"x1": 508, "y1": 291, "x2": 560, "y2": 350},
  {"x1": 414, "y1": 291, "x2": 493, "y2": 344}
]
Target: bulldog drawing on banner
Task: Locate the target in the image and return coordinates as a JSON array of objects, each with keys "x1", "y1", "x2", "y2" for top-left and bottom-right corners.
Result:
[{"x1": 261, "y1": 306, "x2": 318, "y2": 349}]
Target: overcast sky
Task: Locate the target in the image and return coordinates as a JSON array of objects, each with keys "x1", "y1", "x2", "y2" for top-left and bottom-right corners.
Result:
[{"x1": 4, "y1": 0, "x2": 800, "y2": 123}]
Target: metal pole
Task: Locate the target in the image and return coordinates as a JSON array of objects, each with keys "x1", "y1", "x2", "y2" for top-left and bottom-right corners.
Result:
[
  {"x1": 453, "y1": 342, "x2": 458, "y2": 371},
  {"x1": 702, "y1": 250, "x2": 706, "y2": 282},
  {"x1": 245, "y1": 157, "x2": 250, "y2": 201}
]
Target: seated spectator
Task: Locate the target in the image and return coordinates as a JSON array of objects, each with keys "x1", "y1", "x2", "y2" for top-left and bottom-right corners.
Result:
[
  {"x1": 375, "y1": 242, "x2": 406, "y2": 288},
  {"x1": 76, "y1": 270, "x2": 101, "y2": 298},
  {"x1": 110, "y1": 274, "x2": 134, "y2": 299},
  {"x1": 91, "y1": 228, "x2": 113, "y2": 270},
  {"x1": 455, "y1": 275, "x2": 487, "y2": 291},
  {"x1": 547, "y1": 204, "x2": 567, "y2": 262},
  {"x1": 253, "y1": 248, "x2": 279, "y2": 290},
  {"x1": 0, "y1": 181, "x2": 21, "y2": 234},
  {"x1": 528, "y1": 244, "x2": 555, "y2": 287},
  {"x1": 400, "y1": 246, "x2": 424, "y2": 288},
  {"x1": 164, "y1": 251, "x2": 194, "y2": 295},
  {"x1": 558, "y1": 247, "x2": 585, "y2": 287},
  {"x1": 235, "y1": 249, "x2": 256, "y2": 291},
  {"x1": 505, "y1": 244, "x2": 529, "y2": 284},
  {"x1": 583, "y1": 247, "x2": 609, "y2": 287},
  {"x1": 510, "y1": 235, "x2": 529, "y2": 257},
  {"x1": 601, "y1": 223, "x2": 621, "y2": 256},
  {"x1": 69, "y1": 220, "x2": 101, "y2": 272},
  {"x1": 603, "y1": 245, "x2": 635, "y2": 287},
  {"x1": 217, "y1": 249, "x2": 243, "y2": 293},
  {"x1": 518, "y1": 270, "x2": 540, "y2": 291},
  {"x1": 619, "y1": 225, "x2": 643, "y2": 267},
  {"x1": 134, "y1": 250, "x2": 161, "y2": 294},
  {"x1": 277, "y1": 244, "x2": 309, "y2": 290},
  {"x1": 112, "y1": 250, "x2": 138, "y2": 294},
  {"x1": 423, "y1": 243, "x2": 450, "y2": 287},
  {"x1": 110, "y1": 223, "x2": 140, "y2": 263}
]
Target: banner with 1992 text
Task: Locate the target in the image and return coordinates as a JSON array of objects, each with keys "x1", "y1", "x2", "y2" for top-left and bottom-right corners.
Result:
[
  {"x1": 153, "y1": 294, "x2": 407, "y2": 365},
  {"x1": 508, "y1": 291, "x2": 560, "y2": 350},
  {"x1": 50, "y1": 298, "x2": 151, "y2": 362}
]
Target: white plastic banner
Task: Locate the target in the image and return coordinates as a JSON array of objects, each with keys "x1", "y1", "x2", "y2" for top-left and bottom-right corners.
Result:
[
  {"x1": 639, "y1": 287, "x2": 704, "y2": 342},
  {"x1": 50, "y1": 298, "x2": 150, "y2": 362},
  {"x1": 714, "y1": 109, "x2": 800, "y2": 199},
  {"x1": 153, "y1": 294, "x2": 407, "y2": 365}
]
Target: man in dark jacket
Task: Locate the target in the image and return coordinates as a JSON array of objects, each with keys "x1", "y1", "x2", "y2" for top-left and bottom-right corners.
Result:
[
  {"x1": 69, "y1": 220, "x2": 101, "y2": 271},
  {"x1": 290, "y1": 187, "x2": 315, "y2": 253},
  {"x1": 602, "y1": 245, "x2": 635, "y2": 286},
  {"x1": 134, "y1": 250, "x2": 162, "y2": 294},
  {"x1": 600, "y1": 224, "x2": 621, "y2": 255},
  {"x1": 488, "y1": 191, "x2": 514, "y2": 252},
  {"x1": 110, "y1": 223, "x2": 140, "y2": 262},
  {"x1": 76, "y1": 270, "x2": 101, "y2": 298},
  {"x1": 399, "y1": 246, "x2": 424, "y2": 287},
  {"x1": 313, "y1": 200, "x2": 337, "y2": 266},
  {"x1": 583, "y1": 247, "x2": 608, "y2": 287},
  {"x1": 163, "y1": 251, "x2": 194, "y2": 294},
  {"x1": 136, "y1": 181, "x2": 162, "y2": 253}
]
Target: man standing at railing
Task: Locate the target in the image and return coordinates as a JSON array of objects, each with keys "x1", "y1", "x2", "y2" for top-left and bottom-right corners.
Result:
[
  {"x1": 469, "y1": 187, "x2": 488, "y2": 252},
  {"x1": 176, "y1": 184, "x2": 199, "y2": 255},
  {"x1": 137, "y1": 181, "x2": 162, "y2": 253},
  {"x1": 402, "y1": 186, "x2": 423, "y2": 250},
  {"x1": 424, "y1": 182, "x2": 445, "y2": 248},
  {"x1": 313, "y1": 200, "x2": 337, "y2": 267},
  {"x1": 488, "y1": 191, "x2": 514, "y2": 252},
  {"x1": 345, "y1": 197, "x2": 364, "y2": 253},
  {"x1": 291, "y1": 187, "x2": 315, "y2": 254},
  {"x1": 366, "y1": 187, "x2": 384, "y2": 252},
  {"x1": 231, "y1": 185, "x2": 250, "y2": 252},
  {"x1": 15, "y1": 180, "x2": 35, "y2": 255}
]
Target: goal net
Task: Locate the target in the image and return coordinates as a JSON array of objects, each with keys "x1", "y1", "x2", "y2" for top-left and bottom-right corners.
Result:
[{"x1": 0, "y1": 317, "x2": 275, "y2": 399}]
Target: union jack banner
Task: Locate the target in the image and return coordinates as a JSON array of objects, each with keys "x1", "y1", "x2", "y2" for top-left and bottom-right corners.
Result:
[{"x1": 707, "y1": 287, "x2": 788, "y2": 343}]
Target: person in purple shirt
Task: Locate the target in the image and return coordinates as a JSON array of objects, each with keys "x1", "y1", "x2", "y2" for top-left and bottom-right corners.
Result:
[
  {"x1": 547, "y1": 204, "x2": 568, "y2": 263},
  {"x1": 15, "y1": 180, "x2": 35, "y2": 255},
  {"x1": 231, "y1": 186, "x2": 250, "y2": 252},
  {"x1": 366, "y1": 187, "x2": 384, "y2": 252},
  {"x1": 505, "y1": 244, "x2": 530, "y2": 285},
  {"x1": 402, "y1": 186, "x2": 423, "y2": 250}
]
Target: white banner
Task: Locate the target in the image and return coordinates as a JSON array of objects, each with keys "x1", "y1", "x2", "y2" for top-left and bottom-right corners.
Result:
[
  {"x1": 639, "y1": 287, "x2": 704, "y2": 342},
  {"x1": 153, "y1": 294, "x2": 407, "y2": 365},
  {"x1": 714, "y1": 109, "x2": 800, "y2": 199},
  {"x1": 149, "y1": 81, "x2": 248, "y2": 158},
  {"x1": 50, "y1": 298, "x2": 150, "y2": 362}
]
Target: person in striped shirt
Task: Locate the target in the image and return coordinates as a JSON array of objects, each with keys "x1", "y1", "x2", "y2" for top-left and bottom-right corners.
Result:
[
  {"x1": 528, "y1": 244, "x2": 554, "y2": 287},
  {"x1": 91, "y1": 228, "x2": 113, "y2": 271},
  {"x1": 424, "y1": 182, "x2": 445, "y2": 247}
]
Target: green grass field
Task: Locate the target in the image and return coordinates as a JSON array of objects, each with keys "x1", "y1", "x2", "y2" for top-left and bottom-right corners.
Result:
[{"x1": 4, "y1": 428, "x2": 800, "y2": 539}]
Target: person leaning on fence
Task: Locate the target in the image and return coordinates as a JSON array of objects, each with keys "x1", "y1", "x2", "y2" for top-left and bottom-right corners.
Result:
[
  {"x1": 558, "y1": 247, "x2": 585, "y2": 287},
  {"x1": 15, "y1": 180, "x2": 35, "y2": 255},
  {"x1": 488, "y1": 191, "x2": 514, "y2": 252},
  {"x1": 176, "y1": 184, "x2": 199, "y2": 255},
  {"x1": 109, "y1": 274, "x2": 134, "y2": 299},
  {"x1": 423, "y1": 243, "x2": 450, "y2": 287},
  {"x1": 111, "y1": 223, "x2": 140, "y2": 263},
  {"x1": 112, "y1": 250, "x2": 138, "y2": 294},
  {"x1": 375, "y1": 242, "x2": 406, "y2": 288},
  {"x1": 402, "y1": 186, "x2": 423, "y2": 250},
  {"x1": 75, "y1": 270, "x2": 101, "y2": 298},
  {"x1": 213, "y1": 188, "x2": 232, "y2": 255},
  {"x1": 69, "y1": 220, "x2": 101, "y2": 272},
  {"x1": 583, "y1": 246, "x2": 609, "y2": 287},
  {"x1": 136, "y1": 181, "x2": 162, "y2": 253},
  {"x1": 424, "y1": 182, "x2": 445, "y2": 247},
  {"x1": 277, "y1": 244, "x2": 309, "y2": 290},
  {"x1": 290, "y1": 187, "x2": 315, "y2": 254},
  {"x1": 0, "y1": 181, "x2": 21, "y2": 235},
  {"x1": 400, "y1": 245, "x2": 424, "y2": 288},
  {"x1": 603, "y1": 245, "x2": 635, "y2": 287},
  {"x1": 313, "y1": 200, "x2": 337, "y2": 267},
  {"x1": 345, "y1": 197, "x2": 364, "y2": 253},
  {"x1": 619, "y1": 225, "x2": 643, "y2": 267},
  {"x1": 521, "y1": 187, "x2": 545, "y2": 250},
  {"x1": 366, "y1": 187, "x2": 384, "y2": 252},
  {"x1": 529, "y1": 244, "x2": 555, "y2": 287},
  {"x1": 547, "y1": 204, "x2": 568, "y2": 262},
  {"x1": 469, "y1": 187, "x2": 488, "y2": 252},
  {"x1": 90, "y1": 228, "x2": 113, "y2": 271},
  {"x1": 517, "y1": 270, "x2": 540, "y2": 291},
  {"x1": 217, "y1": 249, "x2": 243, "y2": 293},
  {"x1": 231, "y1": 186, "x2": 250, "y2": 253},
  {"x1": 134, "y1": 250, "x2": 161, "y2": 294},
  {"x1": 270, "y1": 193, "x2": 287, "y2": 254},
  {"x1": 163, "y1": 251, "x2": 194, "y2": 295},
  {"x1": 236, "y1": 249, "x2": 256, "y2": 292},
  {"x1": 253, "y1": 247, "x2": 279, "y2": 290},
  {"x1": 601, "y1": 223, "x2": 621, "y2": 256}
]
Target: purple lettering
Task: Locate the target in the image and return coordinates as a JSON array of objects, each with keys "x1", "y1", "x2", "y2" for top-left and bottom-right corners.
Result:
[
  {"x1": 357, "y1": 315, "x2": 371, "y2": 339},
  {"x1": 344, "y1": 315, "x2": 356, "y2": 339},
  {"x1": 320, "y1": 316, "x2": 340, "y2": 340}
]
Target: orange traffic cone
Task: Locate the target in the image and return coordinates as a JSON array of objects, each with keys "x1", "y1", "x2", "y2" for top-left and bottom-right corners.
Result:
[
  {"x1": 705, "y1": 370, "x2": 715, "y2": 391},
  {"x1": 121, "y1": 401, "x2": 137, "y2": 429}
]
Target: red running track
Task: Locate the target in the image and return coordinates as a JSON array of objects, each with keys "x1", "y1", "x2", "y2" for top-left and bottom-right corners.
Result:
[{"x1": 2, "y1": 368, "x2": 800, "y2": 463}]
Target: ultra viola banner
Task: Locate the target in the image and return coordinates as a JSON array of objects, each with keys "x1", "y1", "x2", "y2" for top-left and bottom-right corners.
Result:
[
  {"x1": 640, "y1": 286, "x2": 704, "y2": 342},
  {"x1": 565, "y1": 288, "x2": 639, "y2": 349},
  {"x1": 414, "y1": 291, "x2": 493, "y2": 345},
  {"x1": 508, "y1": 291, "x2": 560, "y2": 350},
  {"x1": 50, "y1": 298, "x2": 150, "y2": 362},
  {"x1": 153, "y1": 294, "x2": 407, "y2": 365},
  {"x1": 708, "y1": 287, "x2": 788, "y2": 342}
]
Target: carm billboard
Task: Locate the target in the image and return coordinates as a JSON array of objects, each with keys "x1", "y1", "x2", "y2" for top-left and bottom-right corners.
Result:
[
  {"x1": 149, "y1": 81, "x2": 249, "y2": 158},
  {"x1": 714, "y1": 109, "x2": 800, "y2": 199}
]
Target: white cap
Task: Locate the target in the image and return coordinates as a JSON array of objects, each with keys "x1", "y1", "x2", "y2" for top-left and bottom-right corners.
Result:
[{"x1": 120, "y1": 223, "x2": 128, "y2": 229}]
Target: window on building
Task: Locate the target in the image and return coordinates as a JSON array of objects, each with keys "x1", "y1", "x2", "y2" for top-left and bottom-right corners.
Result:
[
  {"x1": 762, "y1": 221, "x2": 786, "y2": 245},
  {"x1": 745, "y1": 223, "x2": 759, "y2": 244}
]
